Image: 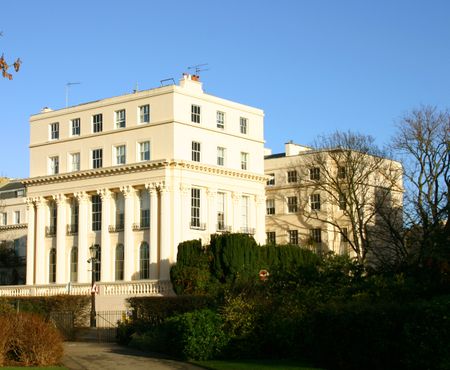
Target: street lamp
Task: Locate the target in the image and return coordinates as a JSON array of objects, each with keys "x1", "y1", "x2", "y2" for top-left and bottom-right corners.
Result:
[{"x1": 88, "y1": 244, "x2": 99, "y2": 328}]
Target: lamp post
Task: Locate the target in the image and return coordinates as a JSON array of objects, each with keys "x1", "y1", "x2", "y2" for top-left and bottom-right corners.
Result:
[{"x1": 88, "y1": 244, "x2": 98, "y2": 328}]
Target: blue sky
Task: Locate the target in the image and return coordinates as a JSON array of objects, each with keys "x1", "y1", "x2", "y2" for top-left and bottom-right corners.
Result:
[{"x1": 1, "y1": 0, "x2": 449, "y2": 179}]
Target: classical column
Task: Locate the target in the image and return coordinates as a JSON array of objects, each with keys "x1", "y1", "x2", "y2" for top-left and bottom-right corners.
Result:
[
  {"x1": 75, "y1": 191, "x2": 89, "y2": 283},
  {"x1": 255, "y1": 195, "x2": 266, "y2": 245},
  {"x1": 159, "y1": 182, "x2": 171, "y2": 280},
  {"x1": 232, "y1": 192, "x2": 241, "y2": 233},
  {"x1": 121, "y1": 185, "x2": 136, "y2": 281},
  {"x1": 98, "y1": 188, "x2": 112, "y2": 282},
  {"x1": 145, "y1": 183, "x2": 159, "y2": 280},
  {"x1": 34, "y1": 197, "x2": 46, "y2": 285},
  {"x1": 207, "y1": 188, "x2": 217, "y2": 237},
  {"x1": 54, "y1": 194, "x2": 67, "y2": 284},
  {"x1": 25, "y1": 198, "x2": 35, "y2": 285}
]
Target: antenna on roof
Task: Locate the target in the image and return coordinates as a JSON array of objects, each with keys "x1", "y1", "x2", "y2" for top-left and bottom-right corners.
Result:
[
  {"x1": 133, "y1": 82, "x2": 139, "y2": 93},
  {"x1": 160, "y1": 78, "x2": 175, "y2": 86},
  {"x1": 188, "y1": 63, "x2": 209, "y2": 75},
  {"x1": 65, "y1": 82, "x2": 81, "y2": 108}
]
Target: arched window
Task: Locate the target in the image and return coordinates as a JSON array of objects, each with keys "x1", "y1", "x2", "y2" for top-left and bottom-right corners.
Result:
[
  {"x1": 115, "y1": 244, "x2": 124, "y2": 281},
  {"x1": 140, "y1": 242, "x2": 149, "y2": 279},
  {"x1": 70, "y1": 247, "x2": 78, "y2": 282},
  {"x1": 49, "y1": 248, "x2": 56, "y2": 283}
]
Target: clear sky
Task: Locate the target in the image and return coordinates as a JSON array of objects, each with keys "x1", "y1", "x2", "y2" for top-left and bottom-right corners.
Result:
[{"x1": 1, "y1": 0, "x2": 449, "y2": 179}]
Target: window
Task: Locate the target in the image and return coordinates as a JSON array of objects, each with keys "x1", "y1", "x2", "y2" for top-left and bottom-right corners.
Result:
[
  {"x1": 49, "y1": 156, "x2": 59, "y2": 175},
  {"x1": 49, "y1": 249, "x2": 56, "y2": 283},
  {"x1": 49, "y1": 201, "x2": 57, "y2": 235},
  {"x1": 217, "y1": 192, "x2": 225, "y2": 231},
  {"x1": 69, "y1": 199, "x2": 79, "y2": 234},
  {"x1": 310, "y1": 228, "x2": 322, "y2": 243},
  {"x1": 339, "y1": 193, "x2": 347, "y2": 210},
  {"x1": 266, "y1": 173, "x2": 275, "y2": 186},
  {"x1": 266, "y1": 199, "x2": 275, "y2": 215},
  {"x1": 310, "y1": 194, "x2": 321, "y2": 210},
  {"x1": 289, "y1": 230, "x2": 299, "y2": 245},
  {"x1": 266, "y1": 231, "x2": 276, "y2": 245},
  {"x1": 92, "y1": 149, "x2": 103, "y2": 169},
  {"x1": 93, "y1": 245, "x2": 101, "y2": 282},
  {"x1": 70, "y1": 153, "x2": 80, "y2": 172},
  {"x1": 140, "y1": 191, "x2": 150, "y2": 228},
  {"x1": 217, "y1": 147, "x2": 225, "y2": 166},
  {"x1": 115, "y1": 109, "x2": 126, "y2": 128},
  {"x1": 140, "y1": 242, "x2": 150, "y2": 279},
  {"x1": 287, "y1": 170, "x2": 298, "y2": 183},
  {"x1": 192, "y1": 141, "x2": 201, "y2": 162},
  {"x1": 92, "y1": 195, "x2": 102, "y2": 231},
  {"x1": 50, "y1": 122, "x2": 59, "y2": 140},
  {"x1": 241, "y1": 195, "x2": 249, "y2": 231},
  {"x1": 14, "y1": 211, "x2": 20, "y2": 224},
  {"x1": 341, "y1": 228, "x2": 349, "y2": 243},
  {"x1": 240, "y1": 117, "x2": 248, "y2": 134},
  {"x1": 139, "y1": 105, "x2": 150, "y2": 124},
  {"x1": 70, "y1": 247, "x2": 78, "y2": 282},
  {"x1": 1, "y1": 213, "x2": 7, "y2": 226},
  {"x1": 115, "y1": 244, "x2": 124, "y2": 281},
  {"x1": 241, "y1": 152, "x2": 248, "y2": 170},
  {"x1": 216, "y1": 111, "x2": 225, "y2": 129},
  {"x1": 191, "y1": 104, "x2": 201, "y2": 123},
  {"x1": 310, "y1": 167, "x2": 320, "y2": 180},
  {"x1": 71, "y1": 118, "x2": 80, "y2": 136},
  {"x1": 287, "y1": 196, "x2": 298, "y2": 213},
  {"x1": 141, "y1": 209, "x2": 150, "y2": 228},
  {"x1": 338, "y1": 166, "x2": 347, "y2": 179},
  {"x1": 139, "y1": 141, "x2": 150, "y2": 161},
  {"x1": 92, "y1": 114, "x2": 103, "y2": 133},
  {"x1": 191, "y1": 188, "x2": 201, "y2": 228},
  {"x1": 16, "y1": 189, "x2": 25, "y2": 197},
  {"x1": 115, "y1": 145, "x2": 126, "y2": 165}
]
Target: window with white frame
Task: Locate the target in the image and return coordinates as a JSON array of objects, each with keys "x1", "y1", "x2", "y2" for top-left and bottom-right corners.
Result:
[
  {"x1": 92, "y1": 148, "x2": 103, "y2": 169},
  {"x1": 14, "y1": 211, "x2": 20, "y2": 224},
  {"x1": 240, "y1": 117, "x2": 248, "y2": 134},
  {"x1": 70, "y1": 152, "x2": 80, "y2": 172},
  {"x1": 91, "y1": 195, "x2": 102, "y2": 231},
  {"x1": 216, "y1": 111, "x2": 225, "y2": 129},
  {"x1": 217, "y1": 147, "x2": 225, "y2": 166},
  {"x1": 310, "y1": 193, "x2": 321, "y2": 210},
  {"x1": 217, "y1": 192, "x2": 225, "y2": 231},
  {"x1": 287, "y1": 170, "x2": 298, "y2": 183},
  {"x1": 190, "y1": 188, "x2": 201, "y2": 228},
  {"x1": 266, "y1": 231, "x2": 276, "y2": 245},
  {"x1": 266, "y1": 199, "x2": 275, "y2": 215},
  {"x1": 49, "y1": 249, "x2": 56, "y2": 283},
  {"x1": 0, "y1": 212, "x2": 6, "y2": 226},
  {"x1": 71, "y1": 118, "x2": 80, "y2": 136},
  {"x1": 266, "y1": 173, "x2": 275, "y2": 186},
  {"x1": 115, "y1": 244, "x2": 124, "y2": 281},
  {"x1": 92, "y1": 114, "x2": 103, "y2": 133},
  {"x1": 70, "y1": 247, "x2": 78, "y2": 282},
  {"x1": 140, "y1": 242, "x2": 150, "y2": 279},
  {"x1": 50, "y1": 122, "x2": 59, "y2": 140},
  {"x1": 289, "y1": 230, "x2": 299, "y2": 245},
  {"x1": 310, "y1": 228, "x2": 322, "y2": 243},
  {"x1": 115, "y1": 109, "x2": 126, "y2": 128},
  {"x1": 140, "y1": 190, "x2": 150, "y2": 228},
  {"x1": 191, "y1": 104, "x2": 201, "y2": 123},
  {"x1": 287, "y1": 196, "x2": 298, "y2": 213},
  {"x1": 192, "y1": 141, "x2": 201, "y2": 162},
  {"x1": 338, "y1": 166, "x2": 347, "y2": 179},
  {"x1": 240, "y1": 152, "x2": 248, "y2": 170},
  {"x1": 241, "y1": 195, "x2": 249, "y2": 232},
  {"x1": 310, "y1": 167, "x2": 320, "y2": 180},
  {"x1": 115, "y1": 145, "x2": 126, "y2": 165},
  {"x1": 49, "y1": 156, "x2": 59, "y2": 175},
  {"x1": 139, "y1": 105, "x2": 150, "y2": 124},
  {"x1": 339, "y1": 193, "x2": 347, "y2": 210},
  {"x1": 139, "y1": 141, "x2": 150, "y2": 161}
]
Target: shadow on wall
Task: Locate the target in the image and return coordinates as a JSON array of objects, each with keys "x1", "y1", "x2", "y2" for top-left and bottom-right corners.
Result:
[{"x1": 130, "y1": 260, "x2": 171, "y2": 280}]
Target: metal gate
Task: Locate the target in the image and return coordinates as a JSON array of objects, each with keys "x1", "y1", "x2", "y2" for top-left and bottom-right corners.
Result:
[{"x1": 95, "y1": 310, "x2": 127, "y2": 342}]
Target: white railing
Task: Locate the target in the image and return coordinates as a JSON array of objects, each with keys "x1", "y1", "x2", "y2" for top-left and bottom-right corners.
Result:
[{"x1": 0, "y1": 280, "x2": 174, "y2": 297}]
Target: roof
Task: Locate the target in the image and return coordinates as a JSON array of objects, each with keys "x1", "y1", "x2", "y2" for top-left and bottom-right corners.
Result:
[{"x1": 264, "y1": 153, "x2": 286, "y2": 159}]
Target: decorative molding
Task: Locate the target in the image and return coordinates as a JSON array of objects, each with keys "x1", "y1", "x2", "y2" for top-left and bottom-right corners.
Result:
[
  {"x1": 0, "y1": 223, "x2": 28, "y2": 231},
  {"x1": 179, "y1": 183, "x2": 190, "y2": 195},
  {"x1": 97, "y1": 188, "x2": 112, "y2": 200},
  {"x1": 52, "y1": 194, "x2": 67, "y2": 205},
  {"x1": 74, "y1": 191, "x2": 89, "y2": 204},
  {"x1": 120, "y1": 185, "x2": 136, "y2": 199}
]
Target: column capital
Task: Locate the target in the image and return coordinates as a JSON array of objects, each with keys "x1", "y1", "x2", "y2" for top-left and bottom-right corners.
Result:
[
  {"x1": 145, "y1": 183, "x2": 158, "y2": 194},
  {"x1": 33, "y1": 196, "x2": 47, "y2": 208},
  {"x1": 97, "y1": 188, "x2": 112, "y2": 200},
  {"x1": 75, "y1": 191, "x2": 89, "y2": 204},
  {"x1": 25, "y1": 197, "x2": 34, "y2": 208},
  {"x1": 53, "y1": 193, "x2": 67, "y2": 206},
  {"x1": 158, "y1": 181, "x2": 169, "y2": 193},
  {"x1": 232, "y1": 192, "x2": 241, "y2": 202},
  {"x1": 179, "y1": 183, "x2": 191, "y2": 195},
  {"x1": 207, "y1": 188, "x2": 217, "y2": 198},
  {"x1": 120, "y1": 185, "x2": 136, "y2": 199}
]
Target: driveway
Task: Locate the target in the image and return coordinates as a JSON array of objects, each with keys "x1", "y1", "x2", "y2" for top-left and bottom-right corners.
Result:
[{"x1": 63, "y1": 342, "x2": 205, "y2": 370}]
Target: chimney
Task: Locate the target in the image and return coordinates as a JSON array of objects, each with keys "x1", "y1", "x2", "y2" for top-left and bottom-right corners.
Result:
[
  {"x1": 179, "y1": 73, "x2": 203, "y2": 94},
  {"x1": 285, "y1": 141, "x2": 312, "y2": 156}
]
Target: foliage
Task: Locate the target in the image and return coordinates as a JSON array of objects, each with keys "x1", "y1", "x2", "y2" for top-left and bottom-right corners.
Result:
[
  {"x1": 0, "y1": 313, "x2": 63, "y2": 366},
  {"x1": 192, "y1": 359, "x2": 324, "y2": 370}
]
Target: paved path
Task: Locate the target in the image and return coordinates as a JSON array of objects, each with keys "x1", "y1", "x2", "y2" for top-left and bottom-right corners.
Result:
[{"x1": 62, "y1": 342, "x2": 205, "y2": 370}]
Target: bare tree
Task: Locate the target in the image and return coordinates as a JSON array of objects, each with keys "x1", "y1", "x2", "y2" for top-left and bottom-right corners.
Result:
[
  {"x1": 294, "y1": 131, "x2": 403, "y2": 265},
  {"x1": 392, "y1": 106, "x2": 450, "y2": 265},
  {"x1": 0, "y1": 31, "x2": 21, "y2": 80}
]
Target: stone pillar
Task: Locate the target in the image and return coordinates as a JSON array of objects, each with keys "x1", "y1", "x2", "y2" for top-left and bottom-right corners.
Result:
[
  {"x1": 159, "y1": 182, "x2": 171, "y2": 280},
  {"x1": 98, "y1": 188, "x2": 112, "y2": 282},
  {"x1": 75, "y1": 192, "x2": 89, "y2": 283},
  {"x1": 54, "y1": 194, "x2": 67, "y2": 284},
  {"x1": 34, "y1": 197, "x2": 46, "y2": 285},
  {"x1": 121, "y1": 185, "x2": 136, "y2": 281},
  {"x1": 207, "y1": 188, "x2": 217, "y2": 237},
  {"x1": 255, "y1": 195, "x2": 266, "y2": 245},
  {"x1": 145, "y1": 183, "x2": 159, "y2": 280},
  {"x1": 25, "y1": 198, "x2": 35, "y2": 285},
  {"x1": 232, "y1": 192, "x2": 241, "y2": 233}
]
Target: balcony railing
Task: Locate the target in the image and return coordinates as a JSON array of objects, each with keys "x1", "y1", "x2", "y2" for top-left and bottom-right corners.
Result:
[
  {"x1": 132, "y1": 223, "x2": 149, "y2": 231},
  {"x1": 108, "y1": 223, "x2": 124, "y2": 233},
  {"x1": 190, "y1": 222, "x2": 207, "y2": 230},
  {"x1": 216, "y1": 223, "x2": 232, "y2": 232},
  {"x1": 45, "y1": 225, "x2": 56, "y2": 237},
  {"x1": 66, "y1": 224, "x2": 78, "y2": 235},
  {"x1": 240, "y1": 227, "x2": 255, "y2": 235}
]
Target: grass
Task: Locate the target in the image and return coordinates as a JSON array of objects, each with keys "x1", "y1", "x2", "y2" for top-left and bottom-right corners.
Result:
[
  {"x1": 191, "y1": 359, "x2": 325, "y2": 370},
  {"x1": 1, "y1": 367, "x2": 67, "y2": 370}
]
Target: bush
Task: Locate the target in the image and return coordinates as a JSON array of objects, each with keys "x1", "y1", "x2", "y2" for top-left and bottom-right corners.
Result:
[{"x1": 0, "y1": 312, "x2": 63, "y2": 366}]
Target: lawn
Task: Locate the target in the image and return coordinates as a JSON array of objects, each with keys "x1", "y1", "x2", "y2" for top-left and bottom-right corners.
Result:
[{"x1": 192, "y1": 359, "x2": 325, "y2": 370}]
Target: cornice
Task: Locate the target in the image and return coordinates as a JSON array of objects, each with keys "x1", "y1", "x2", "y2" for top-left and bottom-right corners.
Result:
[{"x1": 0, "y1": 223, "x2": 28, "y2": 231}]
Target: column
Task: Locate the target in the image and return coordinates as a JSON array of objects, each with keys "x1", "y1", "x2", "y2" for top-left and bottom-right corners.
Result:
[
  {"x1": 98, "y1": 188, "x2": 112, "y2": 282},
  {"x1": 54, "y1": 194, "x2": 67, "y2": 284},
  {"x1": 34, "y1": 197, "x2": 46, "y2": 285},
  {"x1": 145, "y1": 183, "x2": 159, "y2": 280},
  {"x1": 159, "y1": 182, "x2": 171, "y2": 280},
  {"x1": 75, "y1": 191, "x2": 89, "y2": 283},
  {"x1": 121, "y1": 185, "x2": 136, "y2": 281},
  {"x1": 232, "y1": 192, "x2": 241, "y2": 233},
  {"x1": 255, "y1": 195, "x2": 266, "y2": 245},
  {"x1": 207, "y1": 188, "x2": 217, "y2": 237},
  {"x1": 25, "y1": 198, "x2": 35, "y2": 285}
]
